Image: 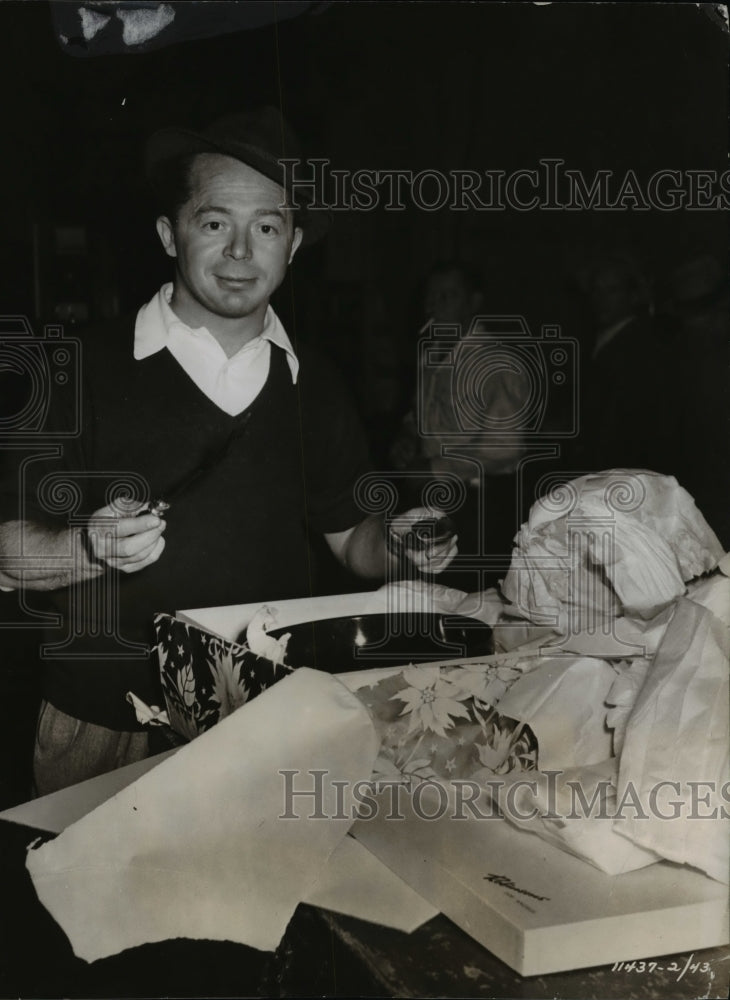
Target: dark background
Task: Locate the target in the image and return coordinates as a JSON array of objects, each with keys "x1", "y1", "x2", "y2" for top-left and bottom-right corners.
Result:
[
  {"x1": 0, "y1": 2, "x2": 726, "y2": 344},
  {"x1": 0, "y1": 1, "x2": 727, "y2": 459},
  {"x1": 0, "y1": 0, "x2": 728, "y2": 807}
]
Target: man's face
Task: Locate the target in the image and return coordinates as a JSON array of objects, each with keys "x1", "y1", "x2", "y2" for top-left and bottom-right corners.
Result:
[{"x1": 156, "y1": 153, "x2": 302, "y2": 332}]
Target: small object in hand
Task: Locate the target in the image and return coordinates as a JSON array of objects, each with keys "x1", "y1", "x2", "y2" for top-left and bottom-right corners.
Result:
[
  {"x1": 388, "y1": 515, "x2": 456, "y2": 556},
  {"x1": 137, "y1": 499, "x2": 170, "y2": 518}
]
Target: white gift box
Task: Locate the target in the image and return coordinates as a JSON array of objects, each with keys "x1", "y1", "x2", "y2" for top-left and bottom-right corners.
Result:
[
  {"x1": 351, "y1": 783, "x2": 729, "y2": 977},
  {"x1": 179, "y1": 593, "x2": 729, "y2": 977}
]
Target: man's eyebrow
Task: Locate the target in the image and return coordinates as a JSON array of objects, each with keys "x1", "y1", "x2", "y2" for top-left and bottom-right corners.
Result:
[
  {"x1": 253, "y1": 207, "x2": 289, "y2": 220},
  {"x1": 192, "y1": 205, "x2": 290, "y2": 220},
  {"x1": 193, "y1": 204, "x2": 232, "y2": 217}
]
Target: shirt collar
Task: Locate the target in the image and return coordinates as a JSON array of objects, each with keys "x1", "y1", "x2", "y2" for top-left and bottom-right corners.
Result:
[{"x1": 133, "y1": 283, "x2": 299, "y2": 382}]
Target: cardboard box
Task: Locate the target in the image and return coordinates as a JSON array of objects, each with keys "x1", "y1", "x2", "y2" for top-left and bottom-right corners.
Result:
[{"x1": 351, "y1": 785, "x2": 729, "y2": 977}]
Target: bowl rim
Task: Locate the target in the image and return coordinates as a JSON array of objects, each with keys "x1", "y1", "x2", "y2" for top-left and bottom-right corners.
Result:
[{"x1": 266, "y1": 611, "x2": 493, "y2": 637}]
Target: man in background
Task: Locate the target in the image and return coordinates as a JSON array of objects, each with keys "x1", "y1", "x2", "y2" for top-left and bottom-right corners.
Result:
[
  {"x1": 574, "y1": 254, "x2": 666, "y2": 473},
  {"x1": 390, "y1": 260, "x2": 530, "y2": 589}
]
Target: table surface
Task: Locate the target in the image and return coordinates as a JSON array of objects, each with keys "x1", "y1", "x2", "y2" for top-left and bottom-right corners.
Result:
[{"x1": 1, "y1": 819, "x2": 728, "y2": 1000}]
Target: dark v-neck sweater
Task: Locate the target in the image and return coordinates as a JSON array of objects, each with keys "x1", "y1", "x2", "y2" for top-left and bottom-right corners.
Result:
[{"x1": 16, "y1": 316, "x2": 370, "y2": 729}]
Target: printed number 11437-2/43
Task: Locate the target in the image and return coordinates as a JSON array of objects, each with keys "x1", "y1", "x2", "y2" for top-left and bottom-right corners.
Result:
[{"x1": 611, "y1": 955, "x2": 712, "y2": 980}]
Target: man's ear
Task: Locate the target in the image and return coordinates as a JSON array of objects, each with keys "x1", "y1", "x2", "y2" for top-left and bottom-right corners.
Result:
[
  {"x1": 156, "y1": 216, "x2": 177, "y2": 258},
  {"x1": 288, "y1": 227, "x2": 304, "y2": 264}
]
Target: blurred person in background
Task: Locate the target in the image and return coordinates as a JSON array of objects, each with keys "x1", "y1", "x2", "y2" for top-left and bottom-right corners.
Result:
[
  {"x1": 389, "y1": 260, "x2": 530, "y2": 590},
  {"x1": 655, "y1": 253, "x2": 730, "y2": 548},
  {"x1": 572, "y1": 254, "x2": 669, "y2": 475}
]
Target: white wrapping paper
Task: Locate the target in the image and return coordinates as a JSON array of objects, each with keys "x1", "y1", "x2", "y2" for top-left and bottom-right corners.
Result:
[
  {"x1": 615, "y1": 580, "x2": 730, "y2": 884},
  {"x1": 495, "y1": 656, "x2": 617, "y2": 770},
  {"x1": 502, "y1": 470, "x2": 723, "y2": 628},
  {"x1": 26, "y1": 668, "x2": 380, "y2": 961},
  {"x1": 490, "y1": 762, "x2": 661, "y2": 875}
]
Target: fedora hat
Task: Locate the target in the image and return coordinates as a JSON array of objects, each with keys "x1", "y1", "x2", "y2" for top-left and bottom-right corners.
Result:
[{"x1": 145, "y1": 106, "x2": 330, "y2": 244}]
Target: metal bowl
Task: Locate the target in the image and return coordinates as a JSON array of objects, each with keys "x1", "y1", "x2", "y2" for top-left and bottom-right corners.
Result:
[{"x1": 261, "y1": 612, "x2": 494, "y2": 673}]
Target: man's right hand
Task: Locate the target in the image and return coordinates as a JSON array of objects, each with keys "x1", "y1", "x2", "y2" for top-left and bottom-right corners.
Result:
[{"x1": 87, "y1": 503, "x2": 166, "y2": 574}]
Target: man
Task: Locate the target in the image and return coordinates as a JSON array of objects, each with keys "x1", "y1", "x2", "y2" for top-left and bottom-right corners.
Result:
[
  {"x1": 656, "y1": 253, "x2": 730, "y2": 548},
  {"x1": 391, "y1": 261, "x2": 528, "y2": 479},
  {"x1": 0, "y1": 108, "x2": 455, "y2": 794},
  {"x1": 390, "y1": 260, "x2": 529, "y2": 589},
  {"x1": 575, "y1": 254, "x2": 666, "y2": 473}
]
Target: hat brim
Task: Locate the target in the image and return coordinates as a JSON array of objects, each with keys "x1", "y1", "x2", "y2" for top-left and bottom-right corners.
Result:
[{"x1": 146, "y1": 127, "x2": 330, "y2": 246}]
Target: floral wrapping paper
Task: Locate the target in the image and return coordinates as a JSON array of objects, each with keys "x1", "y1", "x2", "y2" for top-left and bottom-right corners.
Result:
[
  {"x1": 355, "y1": 661, "x2": 538, "y2": 786},
  {"x1": 154, "y1": 613, "x2": 294, "y2": 742},
  {"x1": 154, "y1": 612, "x2": 540, "y2": 781}
]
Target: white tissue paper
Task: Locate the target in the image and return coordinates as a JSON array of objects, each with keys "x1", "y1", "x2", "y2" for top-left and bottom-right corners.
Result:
[
  {"x1": 604, "y1": 658, "x2": 652, "y2": 756},
  {"x1": 502, "y1": 471, "x2": 723, "y2": 630},
  {"x1": 490, "y1": 761, "x2": 661, "y2": 875},
  {"x1": 453, "y1": 654, "x2": 663, "y2": 874},
  {"x1": 614, "y1": 580, "x2": 730, "y2": 884},
  {"x1": 26, "y1": 668, "x2": 380, "y2": 962},
  {"x1": 494, "y1": 656, "x2": 616, "y2": 771}
]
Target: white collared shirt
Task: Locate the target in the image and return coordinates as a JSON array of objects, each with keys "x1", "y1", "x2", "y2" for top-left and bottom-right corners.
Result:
[{"x1": 133, "y1": 283, "x2": 299, "y2": 415}]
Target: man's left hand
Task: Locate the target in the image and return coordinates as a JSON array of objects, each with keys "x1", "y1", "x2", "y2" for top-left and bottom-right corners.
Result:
[{"x1": 388, "y1": 507, "x2": 458, "y2": 575}]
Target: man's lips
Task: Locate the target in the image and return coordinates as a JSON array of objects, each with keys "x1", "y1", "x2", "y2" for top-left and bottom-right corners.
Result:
[{"x1": 216, "y1": 275, "x2": 257, "y2": 286}]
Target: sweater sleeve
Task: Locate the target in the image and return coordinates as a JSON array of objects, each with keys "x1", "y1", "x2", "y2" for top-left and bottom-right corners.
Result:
[{"x1": 297, "y1": 349, "x2": 373, "y2": 535}]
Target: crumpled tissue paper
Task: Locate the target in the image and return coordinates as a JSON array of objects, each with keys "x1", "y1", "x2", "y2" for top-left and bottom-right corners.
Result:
[
  {"x1": 615, "y1": 577, "x2": 730, "y2": 884},
  {"x1": 495, "y1": 655, "x2": 617, "y2": 771},
  {"x1": 26, "y1": 668, "x2": 380, "y2": 962},
  {"x1": 489, "y1": 760, "x2": 662, "y2": 875},
  {"x1": 502, "y1": 470, "x2": 723, "y2": 629}
]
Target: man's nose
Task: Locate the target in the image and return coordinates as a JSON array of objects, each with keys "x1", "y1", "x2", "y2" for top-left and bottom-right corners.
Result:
[{"x1": 225, "y1": 227, "x2": 251, "y2": 260}]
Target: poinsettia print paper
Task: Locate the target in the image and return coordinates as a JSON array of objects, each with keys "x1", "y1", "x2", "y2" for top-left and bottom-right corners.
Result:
[{"x1": 154, "y1": 613, "x2": 293, "y2": 741}]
